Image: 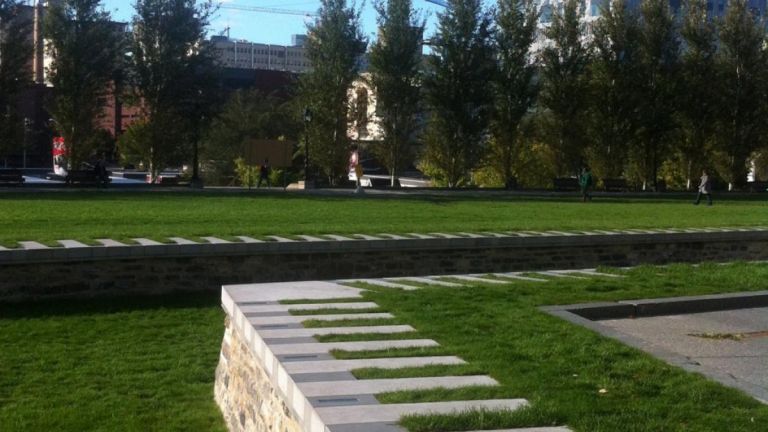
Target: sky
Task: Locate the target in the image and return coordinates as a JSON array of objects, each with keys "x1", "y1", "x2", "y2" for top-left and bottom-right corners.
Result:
[{"x1": 100, "y1": 0, "x2": 455, "y2": 46}]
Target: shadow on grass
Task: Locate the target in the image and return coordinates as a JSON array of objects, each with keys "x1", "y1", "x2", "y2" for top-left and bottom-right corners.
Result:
[{"x1": 0, "y1": 291, "x2": 221, "y2": 319}]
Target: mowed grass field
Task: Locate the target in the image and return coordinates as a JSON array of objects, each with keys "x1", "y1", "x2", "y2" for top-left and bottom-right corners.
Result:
[
  {"x1": 0, "y1": 191, "x2": 766, "y2": 246},
  {"x1": 2, "y1": 263, "x2": 768, "y2": 431}
]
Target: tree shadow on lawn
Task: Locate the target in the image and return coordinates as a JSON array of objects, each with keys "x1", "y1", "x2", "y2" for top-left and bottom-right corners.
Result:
[{"x1": 0, "y1": 291, "x2": 221, "y2": 320}]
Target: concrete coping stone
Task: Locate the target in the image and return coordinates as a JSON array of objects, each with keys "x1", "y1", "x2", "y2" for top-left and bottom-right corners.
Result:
[
  {"x1": 202, "y1": 236, "x2": 231, "y2": 244},
  {"x1": 341, "y1": 279, "x2": 420, "y2": 290},
  {"x1": 298, "y1": 375, "x2": 498, "y2": 397},
  {"x1": 353, "y1": 234, "x2": 383, "y2": 240},
  {"x1": 377, "y1": 234, "x2": 410, "y2": 240},
  {"x1": 408, "y1": 233, "x2": 437, "y2": 239},
  {"x1": 242, "y1": 302, "x2": 380, "y2": 314},
  {"x1": 248, "y1": 313, "x2": 394, "y2": 326},
  {"x1": 538, "y1": 271, "x2": 586, "y2": 279},
  {"x1": 480, "y1": 232, "x2": 510, "y2": 238},
  {"x1": 456, "y1": 232, "x2": 485, "y2": 238},
  {"x1": 19, "y1": 241, "x2": 50, "y2": 250},
  {"x1": 494, "y1": 273, "x2": 549, "y2": 282},
  {"x1": 545, "y1": 231, "x2": 576, "y2": 236},
  {"x1": 441, "y1": 275, "x2": 509, "y2": 285},
  {"x1": 316, "y1": 399, "x2": 528, "y2": 426},
  {"x1": 258, "y1": 325, "x2": 416, "y2": 340},
  {"x1": 465, "y1": 428, "x2": 572, "y2": 432},
  {"x1": 388, "y1": 277, "x2": 463, "y2": 287},
  {"x1": 429, "y1": 233, "x2": 461, "y2": 239},
  {"x1": 58, "y1": 240, "x2": 89, "y2": 248},
  {"x1": 133, "y1": 238, "x2": 164, "y2": 246},
  {"x1": 283, "y1": 356, "x2": 467, "y2": 374},
  {"x1": 297, "y1": 235, "x2": 327, "y2": 242},
  {"x1": 169, "y1": 237, "x2": 198, "y2": 245},
  {"x1": 96, "y1": 238, "x2": 127, "y2": 247},
  {"x1": 236, "y1": 236, "x2": 264, "y2": 243},
  {"x1": 326, "y1": 235, "x2": 356, "y2": 241},
  {"x1": 269, "y1": 339, "x2": 441, "y2": 356},
  {"x1": 266, "y1": 235, "x2": 296, "y2": 242}
]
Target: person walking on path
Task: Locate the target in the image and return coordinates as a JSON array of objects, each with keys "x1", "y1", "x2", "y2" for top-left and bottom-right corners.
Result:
[
  {"x1": 257, "y1": 158, "x2": 271, "y2": 188},
  {"x1": 694, "y1": 169, "x2": 712, "y2": 206},
  {"x1": 578, "y1": 166, "x2": 593, "y2": 202}
]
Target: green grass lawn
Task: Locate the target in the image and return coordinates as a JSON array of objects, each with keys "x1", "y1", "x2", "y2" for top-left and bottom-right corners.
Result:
[
  {"x1": 2, "y1": 264, "x2": 768, "y2": 431},
  {"x1": 0, "y1": 191, "x2": 766, "y2": 246},
  {"x1": 0, "y1": 294, "x2": 226, "y2": 432}
]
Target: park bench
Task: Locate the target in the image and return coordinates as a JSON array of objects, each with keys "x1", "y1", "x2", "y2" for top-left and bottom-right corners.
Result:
[
  {"x1": 603, "y1": 178, "x2": 628, "y2": 192},
  {"x1": 0, "y1": 169, "x2": 25, "y2": 186},
  {"x1": 552, "y1": 177, "x2": 579, "y2": 191},
  {"x1": 66, "y1": 170, "x2": 110, "y2": 186}
]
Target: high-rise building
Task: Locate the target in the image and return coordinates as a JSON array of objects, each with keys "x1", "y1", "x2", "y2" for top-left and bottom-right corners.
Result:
[{"x1": 211, "y1": 35, "x2": 311, "y2": 74}]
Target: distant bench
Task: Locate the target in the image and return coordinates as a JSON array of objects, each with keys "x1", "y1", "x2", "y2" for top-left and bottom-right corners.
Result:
[
  {"x1": 553, "y1": 177, "x2": 579, "y2": 191},
  {"x1": 66, "y1": 170, "x2": 110, "y2": 186},
  {"x1": 746, "y1": 181, "x2": 768, "y2": 193},
  {"x1": 0, "y1": 169, "x2": 24, "y2": 186}
]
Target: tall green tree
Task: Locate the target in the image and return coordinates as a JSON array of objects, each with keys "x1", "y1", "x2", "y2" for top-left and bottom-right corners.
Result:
[
  {"x1": 635, "y1": 0, "x2": 679, "y2": 190},
  {"x1": 130, "y1": 0, "x2": 219, "y2": 182},
  {"x1": 587, "y1": 0, "x2": 641, "y2": 180},
  {"x1": 45, "y1": 0, "x2": 121, "y2": 169},
  {"x1": 368, "y1": 0, "x2": 425, "y2": 187},
  {"x1": 0, "y1": 1, "x2": 31, "y2": 161},
  {"x1": 715, "y1": 0, "x2": 767, "y2": 189},
  {"x1": 423, "y1": 0, "x2": 494, "y2": 187},
  {"x1": 538, "y1": 0, "x2": 590, "y2": 176},
  {"x1": 487, "y1": 0, "x2": 538, "y2": 188},
  {"x1": 301, "y1": 0, "x2": 367, "y2": 185},
  {"x1": 677, "y1": 0, "x2": 718, "y2": 190}
]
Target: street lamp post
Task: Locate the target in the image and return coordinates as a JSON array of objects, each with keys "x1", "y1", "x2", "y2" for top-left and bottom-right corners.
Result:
[
  {"x1": 23, "y1": 117, "x2": 31, "y2": 169},
  {"x1": 303, "y1": 107, "x2": 312, "y2": 188}
]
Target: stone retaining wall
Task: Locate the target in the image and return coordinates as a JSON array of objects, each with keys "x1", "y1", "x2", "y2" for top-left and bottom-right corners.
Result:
[
  {"x1": 215, "y1": 315, "x2": 303, "y2": 432},
  {"x1": 2, "y1": 230, "x2": 767, "y2": 302}
]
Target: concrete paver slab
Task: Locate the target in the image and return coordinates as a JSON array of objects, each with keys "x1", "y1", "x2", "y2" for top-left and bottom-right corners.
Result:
[
  {"x1": 96, "y1": 239, "x2": 127, "y2": 247},
  {"x1": 202, "y1": 236, "x2": 231, "y2": 244},
  {"x1": 339, "y1": 279, "x2": 420, "y2": 290},
  {"x1": 259, "y1": 325, "x2": 415, "y2": 340},
  {"x1": 266, "y1": 236, "x2": 296, "y2": 242},
  {"x1": 58, "y1": 240, "x2": 89, "y2": 248},
  {"x1": 353, "y1": 234, "x2": 383, "y2": 240},
  {"x1": 169, "y1": 237, "x2": 197, "y2": 245},
  {"x1": 388, "y1": 277, "x2": 462, "y2": 287},
  {"x1": 236, "y1": 236, "x2": 263, "y2": 243},
  {"x1": 493, "y1": 273, "x2": 548, "y2": 282},
  {"x1": 19, "y1": 241, "x2": 49, "y2": 250},
  {"x1": 298, "y1": 375, "x2": 498, "y2": 397},
  {"x1": 248, "y1": 313, "x2": 394, "y2": 326},
  {"x1": 133, "y1": 238, "x2": 163, "y2": 246},
  {"x1": 242, "y1": 302, "x2": 380, "y2": 314},
  {"x1": 317, "y1": 399, "x2": 528, "y2": 426},
  {"x1": 284, "y1": 356, "x2": 466, "y2": 374},
  {"x1": 269, "y1": 339, "x2": 440, "y2": 356},
  {"x1": 326, "y1": 235, "x2": 355, "y2": 241},
  {"x1": 444, "y1": 275, "x2": 509, "y2": 285},
  {"x1": 298, "y1": 235, "x2": 327, "y2": 242}
]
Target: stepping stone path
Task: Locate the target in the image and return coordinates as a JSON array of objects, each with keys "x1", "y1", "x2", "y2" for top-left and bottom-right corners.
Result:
[
  {"x1": 339, "y1": 268, "x2": 623, "y2": 290},
  {"x1": 221, "y1": 280, "x2": 573, "y2": 432}
]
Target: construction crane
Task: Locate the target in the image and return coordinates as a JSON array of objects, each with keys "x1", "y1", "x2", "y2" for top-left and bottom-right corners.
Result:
[
  {"x1": 424, "y1": 0, "x2": 448, "y2": 6},
  {"x1": 219, "y1": 4, "x2": 319, "y2": 17}
]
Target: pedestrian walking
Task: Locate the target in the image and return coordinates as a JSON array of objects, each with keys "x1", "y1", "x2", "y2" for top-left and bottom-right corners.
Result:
[
  {"x1": 579, "y1": 166, "x2": 593, "y2": 202},
  {"x1": 694, "y1": 169, "x2": 712, "y2": 206},
  {"x1": 257, "y1": 158, "x2": 271, "y2": 188}
]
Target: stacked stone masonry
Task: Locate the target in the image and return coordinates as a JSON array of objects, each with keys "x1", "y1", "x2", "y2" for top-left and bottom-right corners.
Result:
[{"x1": 1, "y1": 229, "x2": 767, "y2": 301}]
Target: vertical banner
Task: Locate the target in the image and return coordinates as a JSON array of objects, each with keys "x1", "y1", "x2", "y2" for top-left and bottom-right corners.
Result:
[{"x1": 52, "y1": 137, "x2": 67, "y2": 176}]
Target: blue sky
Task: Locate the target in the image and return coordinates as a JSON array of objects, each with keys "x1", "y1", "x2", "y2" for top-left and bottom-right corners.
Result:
[{"x1": 101, "y1": 0, "x2": 454, "y2": 46}]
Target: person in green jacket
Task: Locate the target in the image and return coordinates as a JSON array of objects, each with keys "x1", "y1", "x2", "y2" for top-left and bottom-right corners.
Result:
[{"x1": 579, "y1": 166, "x2": 593, "y2": 202}]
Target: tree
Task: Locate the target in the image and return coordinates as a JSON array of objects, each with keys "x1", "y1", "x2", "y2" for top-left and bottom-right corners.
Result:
[
  {"x1": 422, "y1": 0, "x2": 494, "y2": 187},
  {"x1": 635, "y1": 0, "x2": 679, "y2": 190},
  {"x1": 587, "y1": 0, "x2": 641, "y2": 180},
  {"x1": 538, "y1": 0, "x2": 590, "y2": 176},
  {"x1": 368, "y1": 0, "x2": 425, "y2": 187},
  {"x1": 715, "y1": 0, "x2": 767, "y2": 189},
  {"x1": 677, "y1": 0, "x2": 718, "y2": 190},
  {"x1": 202, "y1": 89, "x2": 299, "y2": 183},
  {"x1": 130, "y1": 0, "x2": 219, "y2": 182},
  {"x1": 487, "y1": 0, "x2": 538, "y2": 189},
  {"x1": 45, "y1": 0, "x2": 121, "y2": 169},
  {"x1": 0, "y1": 1, "x2": 31, "y2": 161},
  {"x1": 301, "y1": 0, "x2": 367, "y2": 185}
]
